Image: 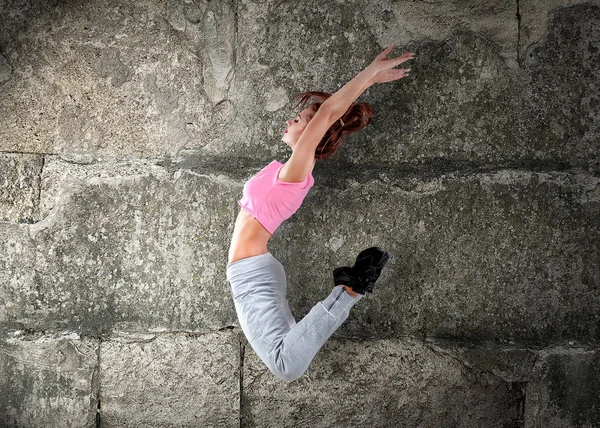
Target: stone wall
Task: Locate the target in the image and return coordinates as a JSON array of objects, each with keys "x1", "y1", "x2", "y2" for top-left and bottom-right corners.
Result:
[{"x1": 1, "y1": 0, "x2": 599, "y2": 427}]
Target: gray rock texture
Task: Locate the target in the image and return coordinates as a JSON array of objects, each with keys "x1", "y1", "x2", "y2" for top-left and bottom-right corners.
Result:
[
  {"x1": 0, "y1": 0, "x2": 206, "y2": 157},
  {"x1": 2, "y1": 159, "x2": 597, "y2": 346},
  {"x1": 0, "y1": 153, "x2": 43, "y2": 223},
  {"x1": 1, "y1": 0, "x2": 599, "y2": 426},
  {"x1": 243, "y1": 337, "x2": 524, "y2": 427},
  {"x1": 0, "y1": 332, "x2": 98, "y2": 427},
  {"x1": 524, "y1": 347, "x2": 600, "y2": 428},
  {"x1": 0, "y1": 53, "x2": 11, "y2": 84},
  {"x1": 100, "y1": 332, "x2": 239, "y2": 427},
  {"x1": 17, "y1": 158, "x2": 237, "y2": 335},
  {"x1": 0, "y1": 0, "x2": 598, "y2": 172},
  {"x1": 0, "y1": 223, "x2": 35, "y2": 326}
]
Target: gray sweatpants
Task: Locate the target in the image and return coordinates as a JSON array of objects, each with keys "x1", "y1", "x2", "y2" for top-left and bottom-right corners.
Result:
[{"x1": 226, "y1": 252, "x2": 362, "y2": 382}]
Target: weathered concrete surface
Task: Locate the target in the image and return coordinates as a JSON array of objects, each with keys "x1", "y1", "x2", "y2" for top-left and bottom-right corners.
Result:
[
  {"x1": 0, "y1": 1, "x2": 599, "y2": 172},
  {"x1": 350, "y1": 2, "x2": 600, "y2": 171},
  {"x1": 363, "y1": 0, "x2": 519, "y2": 66},
  {"x1": 521, "y1": 3, "x2": 600, "y2": 170},
  {"x1": 422, "y1": 340, "x2": 600, "y2": 428},
  {"x1": 280, "y1": 164, "x2": 600, "y2": 345},
  {"x1": 165, "y1": 0, "x2": 236, "y2": 107},
  {"x1": 0, "y1": 0, "x2": 207, "y2": 157},
  {"x1": 0, "y1": 223, "x2": 35, "y2": 326},
  {"x1": 524, "y1": 348, "x2": 600, "y2": 428},
  {"x1": 1, "y1": 159, "x2": 598, "y2": 345},
  {"x1": 427, "y1": 338, "x2": 539, "y2": 383},
  {"x1": 0, "y1": 153, "x2": 43, "y2": 223},
  {"x1": 100, "y1": 332, "x2": 239, "y2": 428},
  {"x1": 242, "y1": 337, "x2": 524, "y2": 427},
  {"x1": 0, "y1": 332, "x2": 98, "y2": 427},
  {"x1": 23, "y1": 158, "x2": 237, "y2": 335},
  {"x1": 0, "y1": 52, "x2": 11, "y2": 84},
  {"x1": 520, "y1": 0, "x2": 600, "y2": 59},
  {"x1": 0, "y1": 0, "x2": 599, "y2": 425}
]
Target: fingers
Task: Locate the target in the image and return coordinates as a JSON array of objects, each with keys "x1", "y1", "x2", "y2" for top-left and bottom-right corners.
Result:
[
  {"x1": 378, "y1": 47, "x2": 415, "y2": 67},
  {"x1": 396, "y1": 68, "x2": 410, "y2": 78},
  {"x1": 378, "y1": 44, "x2": 394, "y2": 58},
  {"x1": 379, "y1": 45, "x2": 414, "y2": 59},
  {"x1": 395, "y1": 52, "x2": 415, "y2": 65},
  {"x1": 391, "y1": 68, "x2": 410, "y2": 81},
  {"x1": 373, "y1": 46, "x2": 415, "y2": 76}
]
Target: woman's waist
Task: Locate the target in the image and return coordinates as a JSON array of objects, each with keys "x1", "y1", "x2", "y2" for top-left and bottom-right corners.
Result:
[
  {"x1": 228, "y1": 210, "x2": 272, "y2": 265},
  {"x1": 234, "y1": 209, "x2": 273, "y2": 239},
  {"x1": 231, "y1": 224, "x2": 271, "y2": 244}
]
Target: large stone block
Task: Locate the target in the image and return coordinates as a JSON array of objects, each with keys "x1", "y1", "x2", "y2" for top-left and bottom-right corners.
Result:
[
  {"x1": 207, "y1": 2, "x2": 600, "y2": 171},
  {"x1": 99, "y1": 332, "x2": 239, "y2": 427},
  {"x1": 524, "y1": 348, "x2": 600, "y2": 428},
  {"x1": 0, "y1": 223, "x2": 35, "y2": 326},
  {"x1": 10, "y1": 158, "x2": 239, "y2": 335},
  {"x1": 276, "y1": 164, "x2": 600, "y2": 344},
  {"x1": 242, "y1": 337, "x2": 524, "y2": 427},
  {"x1": 345, "y1": 2, "x2": 600, "y2": 171},
  {"x1": 1, "y1": 0, "x2": 598, "y2": 169},
  {"x1": 0, "y1": 0, "x2": 208, "y2": 158},
  {"x1": 0, "y1": 153, "x2": 43, "y2": 223},
  {"x1": 519, "y1": 0, "x2": 600, "y2": 58},
  {"x1": 0, "y1": 332, "x2": 98, "y2": 427},
  {"x1": 2, "y1": 158, "x2": 598, "y2": 344},
  {"x1": 521, "y1": 3, "x2": 600, "y2": 171}
]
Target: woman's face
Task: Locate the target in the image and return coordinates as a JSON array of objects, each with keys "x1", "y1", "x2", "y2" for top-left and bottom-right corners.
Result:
[{"x1": 282, "y1": 107, "x2": 315, "y2": 148}]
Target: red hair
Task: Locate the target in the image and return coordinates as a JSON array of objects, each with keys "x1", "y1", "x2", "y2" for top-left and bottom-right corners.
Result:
[{"x1": 293, "y1": 91, "x2": 374, "y2": 160}]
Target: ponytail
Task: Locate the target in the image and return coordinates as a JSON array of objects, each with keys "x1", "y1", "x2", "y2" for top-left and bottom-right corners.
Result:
[{"x1": 293, "y1": 91, "x2": 374, "y2": 160}]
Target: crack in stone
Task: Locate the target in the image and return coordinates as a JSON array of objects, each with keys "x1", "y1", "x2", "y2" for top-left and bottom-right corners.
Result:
[
  {"x1": 424, "y1": 338, "x2": 530, "y2": 426},
  {"x1": 239, "y1": 334, "x2": 245, "y2": 428},
  {"x1": 0, "y1": 150, "x2": 54, "y2": 156},
  {"x1": 423, "y1": 340, "x2": 510, "y2": 385},
  {"x1": 34, "y1": 155, "x2": 45, "y2": 223},
  {"x1": 8, "y1": 326, "x2": 600, "y2": 350},
  {"x1": 516, "y1": 0, "x2": 522, "y2": 67},
  {"x1": 92, "y1": 339, "x2": 102, "y2": 428},
  {"x1": 232, "y1": 0, "x2": 239, "y2": 75},
  {"x1": 95, "y1": 398, "x2": 101, "y2": 428},
  {"x1": 514, "y1": 381, "x2": 527, "y2": 426},
  {"x1": 0, "y1": 52, "x2": 12, "y2": 85},
  {"x1": 171, "y1": 152, "x2": 599, "y2": 179}
]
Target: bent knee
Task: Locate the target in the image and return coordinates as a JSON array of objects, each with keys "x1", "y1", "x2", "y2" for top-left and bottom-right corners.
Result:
[
  {"x1": 271, "y1": 361, "x2": 306, "y2": 382},
  {"x1": 273, "y1": 368, "x2": 304, "y2": 382}
]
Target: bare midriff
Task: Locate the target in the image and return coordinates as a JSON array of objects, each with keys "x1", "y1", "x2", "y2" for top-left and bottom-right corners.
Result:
[{"x1": 227, "y1": 208, "x2": 272, "y2": 265}]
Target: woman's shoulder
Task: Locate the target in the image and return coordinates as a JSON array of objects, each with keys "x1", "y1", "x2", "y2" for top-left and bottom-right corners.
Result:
[{"x1": 277, "y1": 158, "x2": 316, "y2": 183}]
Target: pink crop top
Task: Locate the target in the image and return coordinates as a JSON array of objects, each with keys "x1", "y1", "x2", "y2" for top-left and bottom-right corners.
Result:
[{"x1": 238, "y1": 160, "x2": 315, "y2": 234}]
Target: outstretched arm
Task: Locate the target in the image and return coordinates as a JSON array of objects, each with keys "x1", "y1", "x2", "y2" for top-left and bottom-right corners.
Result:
[
  {"x1": 283, "y1": 46, "x2": 414, "y2": 182},
  {"x1": 321, "y1": 44, "x2": 414, "y2": 118},
  {"x1": 320, "y1": 69, "x2": 376, "y2": 117}
]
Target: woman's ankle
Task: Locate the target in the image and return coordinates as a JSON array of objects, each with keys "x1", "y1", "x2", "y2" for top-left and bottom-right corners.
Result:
[{"x1": 339, "y1": 284, "x2": 359, "y2": 298}]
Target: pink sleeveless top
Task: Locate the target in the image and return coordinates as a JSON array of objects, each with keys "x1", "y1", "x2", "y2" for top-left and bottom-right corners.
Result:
[{"x1": 238, "y1": 160, "x2": 315, "y2": 235}]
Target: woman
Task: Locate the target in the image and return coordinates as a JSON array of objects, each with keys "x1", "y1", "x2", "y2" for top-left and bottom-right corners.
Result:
[{"x1": 226, "y1": 45, "x2": 414, "y2": 382}]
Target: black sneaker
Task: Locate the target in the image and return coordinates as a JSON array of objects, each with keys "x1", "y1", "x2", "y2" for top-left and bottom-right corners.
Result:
[
  {"x1": 333, "y1": 266, "x2": 355, "y2": 287},
  {"x1": 352, "y1": 247, "x2": 390, "y2": 283},
  {"x1": 333, "y1": 247, "x2": 390, "y2": 295}
]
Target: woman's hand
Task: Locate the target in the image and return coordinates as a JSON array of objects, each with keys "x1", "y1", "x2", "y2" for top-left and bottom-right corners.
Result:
[{"x1": 366, "y1": 44, "x2": 414, "y2": 84}]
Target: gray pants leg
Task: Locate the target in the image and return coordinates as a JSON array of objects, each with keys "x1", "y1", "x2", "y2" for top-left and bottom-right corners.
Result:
[{"x1": 226, "y1": 252, "x2": 362, "y2": 382}]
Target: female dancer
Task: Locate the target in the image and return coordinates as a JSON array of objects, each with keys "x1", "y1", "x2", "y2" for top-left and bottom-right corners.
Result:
[{"x1": 226, "y1": 45, "x2": 414, "y2": 381}]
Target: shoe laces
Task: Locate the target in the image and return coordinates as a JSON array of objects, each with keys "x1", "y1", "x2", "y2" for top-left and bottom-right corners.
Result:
[{"x1": 353, "y1": 265, "x2": 378, "y2": 283}]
